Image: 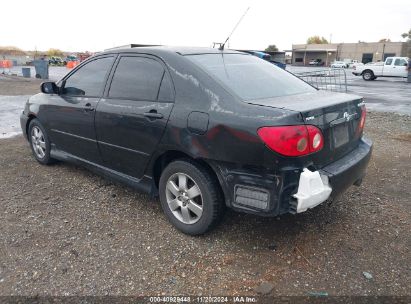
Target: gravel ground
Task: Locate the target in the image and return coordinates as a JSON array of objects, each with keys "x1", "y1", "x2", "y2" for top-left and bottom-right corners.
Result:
[{"x1": 0, "y1": 78, "x2": 410, "y2": 297}]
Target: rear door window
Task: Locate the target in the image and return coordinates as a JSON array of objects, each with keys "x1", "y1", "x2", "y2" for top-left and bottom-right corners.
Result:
[
  {"x1": 63, "y1": 57, "x2": 114, "y2": 96},
  {"x1": 385, "y1": 58, "x2": 393, "y2": 65},
  {"x1": 394, "y1": 58, "x2": 407, "y2": 66},
  {"x1": 109, "y1": 56, "x2": 165, "y2": 101}
]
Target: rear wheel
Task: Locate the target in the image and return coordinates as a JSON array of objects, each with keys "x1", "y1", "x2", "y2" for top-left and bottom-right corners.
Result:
[
  {"x1": 159, "y1": 159, "x2": 224, "y2": 235},
  {"x1": 28, "y1": 119, "x2": 55, "y2": 165},
  {"x1": 362, "y1": 70, "x2": 374, "y2": 81}
]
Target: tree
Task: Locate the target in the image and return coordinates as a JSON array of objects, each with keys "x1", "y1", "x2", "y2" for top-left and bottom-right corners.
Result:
[
  {"x1": 378, "y1": 38, "x2": 391, "y2": 42},
  {"x1": 306, "y1": 36, "x2": 329, "y2": 44},
  {"x1": 401, "y1": 28, "x2": 411, "y2": 42},
  {"x1": 264, "y1": 44, "x2": 278, "y2": 52},
  {"x1": 47, "y1": 48, "x2": 63, "y2": 57},
  {"x1": 0, "y1": 46, "x2": 26, "y2": 56},
  {"x1": 402, "y1": 29, "x2": 411, "y2": 57}
]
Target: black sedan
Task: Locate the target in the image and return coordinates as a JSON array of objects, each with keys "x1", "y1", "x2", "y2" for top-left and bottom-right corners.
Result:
[{"x1": 20, "y1": 46, "x2": 372, "y2": 235}]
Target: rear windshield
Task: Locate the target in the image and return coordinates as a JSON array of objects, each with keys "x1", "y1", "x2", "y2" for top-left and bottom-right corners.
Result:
[{"x1": 187, "y1": 53, "x2": 315, "y2": 100}]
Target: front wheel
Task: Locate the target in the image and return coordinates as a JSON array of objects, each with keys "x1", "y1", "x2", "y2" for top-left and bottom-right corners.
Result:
[
  {"x1": 28, "y1": 119, "x2": 55, "y2": 165},
  {"x1": 159, "y1": 160, "x2": 224, "y2": 235}
]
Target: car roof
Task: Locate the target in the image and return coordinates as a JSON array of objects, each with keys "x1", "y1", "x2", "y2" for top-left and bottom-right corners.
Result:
[{"x1": 100, "y1": 45, "x2": 246, "y2": 56}]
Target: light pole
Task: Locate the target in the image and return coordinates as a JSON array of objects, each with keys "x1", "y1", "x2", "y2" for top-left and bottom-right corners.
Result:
[{"x1": 326, "y1": 51, "x2": 332, "y2": 66}]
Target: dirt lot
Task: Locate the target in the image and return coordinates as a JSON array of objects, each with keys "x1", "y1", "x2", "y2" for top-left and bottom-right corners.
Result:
[
  {"x1": 0, "y1": 75, "x2": 43, "y2": 95},
  {"x1": 0, "y1": 79, "x2": 410, "y2": 297}
]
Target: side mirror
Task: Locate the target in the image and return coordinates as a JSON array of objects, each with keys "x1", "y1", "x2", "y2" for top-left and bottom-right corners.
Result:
[{"x1": 40, "y1": 82, "x2": 59, "y2": 94}]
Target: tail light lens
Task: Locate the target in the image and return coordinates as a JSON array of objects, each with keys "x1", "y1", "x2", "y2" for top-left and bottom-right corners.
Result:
[
  {"x1": 357, "y1": 105, "x2": 366, "y2": 134},
  {"x1": 257, "y1": 125, "x2": 324, "y2": 157}
]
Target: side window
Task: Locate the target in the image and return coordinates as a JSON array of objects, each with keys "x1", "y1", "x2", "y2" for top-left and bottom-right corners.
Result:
[
  {"x1": 109, "y1": 56, "x2": 164, "y2": 100},
  {"x1": 385, "y1": 58, "x2": 393, "y2": 65},
  {"x1": 394, "y1": 58, "x2": 406, "y2": 66},
  {"x1": 63, "y1": 57, "x2": 114, "y2": 96}
]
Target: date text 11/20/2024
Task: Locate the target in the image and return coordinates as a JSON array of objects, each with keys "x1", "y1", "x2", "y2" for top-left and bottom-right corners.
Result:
[{"x1": 149, "y1": 296, "x2": 257, "y2": 303}]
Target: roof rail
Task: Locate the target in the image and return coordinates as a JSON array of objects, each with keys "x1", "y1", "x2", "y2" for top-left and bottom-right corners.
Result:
[{"x1": 104, "y1": 44, "x2": 162, "y2": 51}]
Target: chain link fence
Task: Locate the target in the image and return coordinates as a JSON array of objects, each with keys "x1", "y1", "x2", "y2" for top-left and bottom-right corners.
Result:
[{"x1": 293, "y1": 68, "x2": 348, "y2": 93}]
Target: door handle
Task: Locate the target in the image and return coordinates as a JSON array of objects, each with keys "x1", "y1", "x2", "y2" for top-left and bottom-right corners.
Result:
[
  {"x1": 84, "y1": 103, "x2": 95, "y2": 112},
  {"x1": 144, "y1": 110, "x2": 163, "y2": 120}
]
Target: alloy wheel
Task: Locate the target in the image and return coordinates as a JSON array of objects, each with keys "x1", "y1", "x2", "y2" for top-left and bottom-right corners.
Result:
[
  {"x1": 31, "y1": 126, "x2": 46, "y2": 159},
  {"x1": 165, "y1": 172, "x2": 203, "y2": 224}
]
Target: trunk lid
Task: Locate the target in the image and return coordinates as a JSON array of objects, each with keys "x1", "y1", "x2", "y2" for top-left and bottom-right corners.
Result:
[{"x1": 247, "y1": 91, "x2": 365, "y2": 168}]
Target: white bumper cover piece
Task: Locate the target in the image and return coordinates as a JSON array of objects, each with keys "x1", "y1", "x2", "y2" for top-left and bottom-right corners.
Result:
[{"x1": 293, "y1": 168, "x2": 332, "y2": 213}]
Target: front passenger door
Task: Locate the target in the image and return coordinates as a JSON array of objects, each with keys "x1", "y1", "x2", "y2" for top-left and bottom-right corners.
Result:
[
  {"x1": 382, "y1": 58, "x2": 395, "y2": 76},
  {"x1": 46, "y1": 56, "x2": 115, "y2": 163}
]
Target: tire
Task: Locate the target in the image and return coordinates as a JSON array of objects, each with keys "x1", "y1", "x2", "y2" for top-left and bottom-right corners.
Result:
[
  {"x1": 362, "y1": 70, "x2": 374, "y2": 81},
  {"x1": 159, "y1": 159, "x2": 224, "y2": 235},
  {"x1": 28, "y1": 119, "x2": 55, "y2": 165}
]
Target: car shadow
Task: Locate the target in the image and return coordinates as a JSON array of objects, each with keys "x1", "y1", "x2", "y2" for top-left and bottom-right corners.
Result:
[{"x1": 53, "y1": 160, "x2": 350, "y2": 252}]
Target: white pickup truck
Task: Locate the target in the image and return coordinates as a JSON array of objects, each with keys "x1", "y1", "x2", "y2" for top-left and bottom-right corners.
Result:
[{"x1": 352, "y1": 57, "x2": 409, "y2": 80}]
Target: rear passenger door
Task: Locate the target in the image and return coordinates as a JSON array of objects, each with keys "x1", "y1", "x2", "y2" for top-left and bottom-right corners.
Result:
[
  {"x1": 392, "y1": 58, "x2": 408, "y2": 77},
  {"x1": 95, "y1": 55, "x2": 175, "y2": 178},
  {"x1": 382, "y1": 58, "x2": 395, "y2": 76}
]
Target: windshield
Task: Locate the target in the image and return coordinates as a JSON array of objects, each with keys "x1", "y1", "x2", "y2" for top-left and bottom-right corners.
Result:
[{"x1": 187, "y1": 53, "x2": 315, "y2": 100}]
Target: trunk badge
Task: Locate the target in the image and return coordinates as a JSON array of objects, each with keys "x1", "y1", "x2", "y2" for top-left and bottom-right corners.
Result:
[{"x1": 343, "y1": 112, "x2": 356, "y2": 122}]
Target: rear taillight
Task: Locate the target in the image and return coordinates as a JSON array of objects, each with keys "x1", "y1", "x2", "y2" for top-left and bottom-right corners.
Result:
[
  {"x1": 257, "y1": 125, "x2": 324, "y2": 157},
  {"x1": 357, "y1": 106, "x2": 366, "y2": 134}
]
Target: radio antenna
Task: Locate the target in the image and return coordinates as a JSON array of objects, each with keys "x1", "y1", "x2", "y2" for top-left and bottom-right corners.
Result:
[{"x1": 219, "y1": 7, "x2": 250, "y2": 51}]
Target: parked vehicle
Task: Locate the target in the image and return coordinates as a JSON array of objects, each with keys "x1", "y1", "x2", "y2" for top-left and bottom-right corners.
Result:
[
  {"x1": 243, "y1": 50, "x2": 286, "y2": 69},
  {"x1": 78, "y1": 52, "x2": 92, "y2": 62},
  {"x1": 48, "y1": 56, "x2": 64, "y2": 66},
  {"x1": 331, "y1": 61, "x2": 348, "y2": 68},
  {"x1": 20, "y1": 47, "x2": 372, "y2": 235},
  {"x1": 309, "y1": 59, "x2": 323, "y2": 66},
  {"x1": 63, "y1": 55, "x2": 78, "y2": 65},
  {"x1": 353, "y1": 57, "x2": 409, "y2": 80},
  {"x1": 347, "y1": 60, "x2": 361, "y2": 68}
]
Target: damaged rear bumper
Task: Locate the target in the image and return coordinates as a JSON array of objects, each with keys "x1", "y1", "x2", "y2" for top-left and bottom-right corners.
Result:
[
  {"x1": 320, "y1": 136, "x2": 372, "y2": 198},
  {"x1": 210, "y1": 136, "x2": 372, "y2": 216},
  {"x1": 292, "y1": 168, "x2": 332, "y2": 213},
  {"x1": 291, "y1": 136, "x2": 372, "y2": 213}
]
